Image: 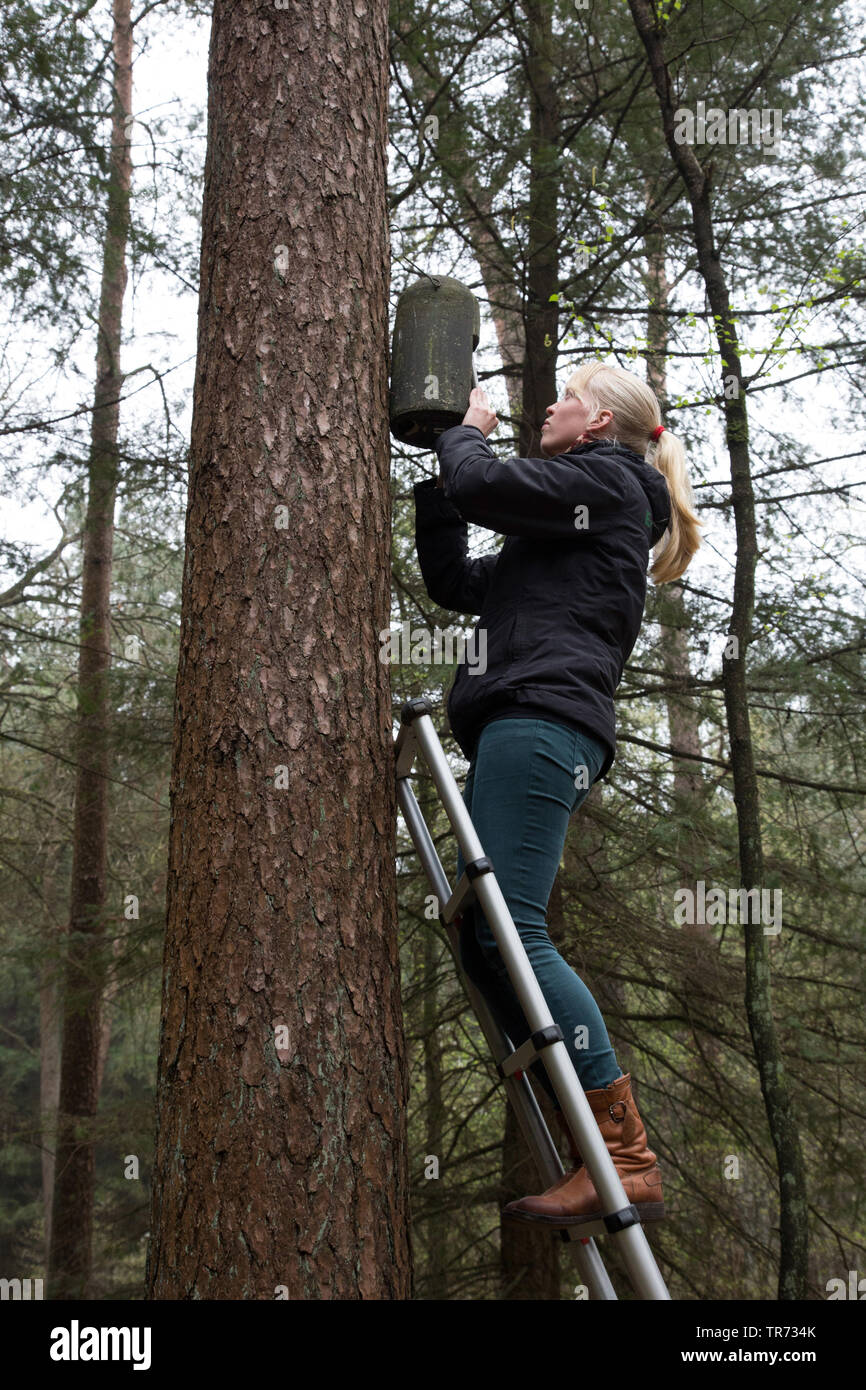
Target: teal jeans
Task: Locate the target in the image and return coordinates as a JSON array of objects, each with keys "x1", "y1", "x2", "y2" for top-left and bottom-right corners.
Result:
[{"x1": 455, "y1": 717, "x2": 622, "y2": 1105}]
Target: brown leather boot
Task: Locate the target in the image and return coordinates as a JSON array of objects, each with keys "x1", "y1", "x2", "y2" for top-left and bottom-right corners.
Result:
[
  {"x1": 520, "y1": 1109, "x2": 585, "y2": 1205},
  {"x1": 501, "y1": 1073, "x2": 664, "y2": 1227}
]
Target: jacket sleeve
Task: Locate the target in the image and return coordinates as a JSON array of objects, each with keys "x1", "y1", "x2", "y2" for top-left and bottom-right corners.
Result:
[
  {"x1": 435, "y1": 425, "x2": 632, "y2": 539},
  {"x1": 413, "y1": 477, "x2": 499, "y2": 615}
]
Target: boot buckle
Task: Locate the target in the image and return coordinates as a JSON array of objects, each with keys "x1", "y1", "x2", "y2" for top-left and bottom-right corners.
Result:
[{"x1": 608, "y1": 1101, "x2": 627, "y2": 1122}]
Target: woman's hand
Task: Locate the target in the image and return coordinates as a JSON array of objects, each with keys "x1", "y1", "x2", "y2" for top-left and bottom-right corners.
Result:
[{"x1": 461, "y1": 386, "x2": 498, "y2": 438}]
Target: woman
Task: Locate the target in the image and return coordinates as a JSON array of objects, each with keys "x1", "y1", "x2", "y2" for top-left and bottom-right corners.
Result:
[{"x1": 412, "y1": 359, "x2": 703, "y2": 1228}]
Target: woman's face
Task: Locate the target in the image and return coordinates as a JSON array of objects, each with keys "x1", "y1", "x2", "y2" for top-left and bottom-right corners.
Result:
[{"x1": 540, "y1": 385, "x2": 612, "y2": 457}]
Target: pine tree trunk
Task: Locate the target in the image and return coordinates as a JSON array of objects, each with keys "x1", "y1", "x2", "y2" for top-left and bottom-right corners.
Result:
[
  {"x1": 646, "y1": 211, "x2": 706, "y2": 885},
  {"x1": 39, "y1": 819, "x2": 63, "y2": 1269},
  {"x1": 146, "y1": 0, "x2": 411, "y2": 1300},
  {"x1": 394, "y1": 6, "x2": 563, "y2": 1300},
  {"x1": 519, "y1": 0, "x2": 560, "y2": 457},
  {"x1": 39, "y1": 961, "x2": 62, "y2": 1268},
  {"x1": 492, "y1": 1, "x2": 563, "y2": 1297},
  {"x1": 421, "y1": 918, "x2": 448, "y2": 1299},
  {"x1": 629, "y1": 0, "x2": 809, "y2": 1299},
  {"x1": 464, "y1": 181, "x2": 525, "y2": 424},
  {"x1": 48, "y1": 0, "x2": 132, "y2": 1300},
  {"x1": 96, "y1": 931, "x2": 124, "y2": 1097},
  {"x1": 499, "y1": 1099, "x2": 561, "y2": 1299},
  {"x1": 645, "y1": 208, "x2": 721, "y2": 1011}
]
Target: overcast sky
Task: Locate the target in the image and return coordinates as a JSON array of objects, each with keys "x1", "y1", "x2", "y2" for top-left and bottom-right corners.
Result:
[{"x1": 2, "y1": 1, "x2": 862, "y2": 683}]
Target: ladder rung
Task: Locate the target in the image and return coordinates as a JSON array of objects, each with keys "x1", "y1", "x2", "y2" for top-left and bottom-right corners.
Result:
[
  {"x1": 498, "y1": 1024, "x2": 564, "y2": 1077},
  {"x1": 439, "y1": 857, "x2": 494, "y2": 923},
  {"x1": 551, "y1": 1205, "x2": 643, "y2": 1241}
]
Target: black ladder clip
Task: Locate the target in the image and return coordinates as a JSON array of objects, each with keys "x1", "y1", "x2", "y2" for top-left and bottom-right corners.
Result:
[
  {"x1": 497, "y1": 1024, "x2": 563, "y2": 1078},
  {"x1": 603, "y1": 1203, "x2": 641, "y2": 1234},
  {"x1": 400, "y1": 697, "x2": 434, "y2": 724},
  {"x1": 465, "y1": 856, "x2": 493, "y2": 881},
  {"x1": 441, "y1": 858, "x2": 495, "y2": 922}
]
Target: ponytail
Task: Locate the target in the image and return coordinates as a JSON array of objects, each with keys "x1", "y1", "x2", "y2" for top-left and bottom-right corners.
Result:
[
  {"x1": 646, "y1": 427, "x2": 704, "y2": 585},
  {"x1": 566, "y1": 360, "x2": 705, "y2": 584}
]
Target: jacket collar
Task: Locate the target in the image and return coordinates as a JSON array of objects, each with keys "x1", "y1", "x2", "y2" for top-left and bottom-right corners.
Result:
[{"x1": 565, "y1": 439, "x2": 672, "y2": 544}]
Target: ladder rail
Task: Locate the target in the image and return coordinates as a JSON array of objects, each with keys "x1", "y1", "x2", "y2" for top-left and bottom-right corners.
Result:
[
  {"x1": 395, "y1": 699, "x2": 671, "y2": 1302},
  {"x1": 397, "y1": 773, "x2": 617, "y2": 1300}
]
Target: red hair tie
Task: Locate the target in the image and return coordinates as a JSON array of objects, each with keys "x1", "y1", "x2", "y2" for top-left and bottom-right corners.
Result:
[{"x1": 651, "y1": 424, "x2": 665, "y2": 441}]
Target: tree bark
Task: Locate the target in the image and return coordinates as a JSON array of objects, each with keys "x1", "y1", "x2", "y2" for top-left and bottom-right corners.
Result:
[
  {"x1": 146, "y1": 0, "x2": 411, "y2": 1300},
  {"x1": 519, "y1": 0, "x2": 561, "y2": 457},
  {"x1": 421, "y1": 884, "x2": 448, "y2": 1298},
  {"x1": 499, "y1": 1098, "x2": 561, "y2": 1299},
  {"x1": 490, "y1": 1, "x2": 564, "y2": 1297},
  {"x1": 644, "y1": 194, "x2": 726, "y2": 1238},
  {"x1": 646, "y1": 209, "x2": 706, "y2": 893},
  {"x1": 391, "y1": 4, "x2": 564, "y2": 1299},
  {"x1": 39, "y1": 842, "x2": 63, "y2": 1271},
  {"x1": 96, "y1": 930, "x2": 124, "y2": 1098},
  {"x1": 628, "y1": 0, "x2": 809, "y2": 1299},
  {"x1": 645, "y1": 201, "x2": 717, "y2": 978},
  {"x1": 464, "y1": 182, "x2": 525, "y2": 424},
  {"x1": 38, "y1": 812, "x2": 64, "y2": 1269},
  {"x1": 48, "y1": 0, "x2": 132, "y2": 1300},
  {"x1": 39, "y1": 969, "x2": 61, "y2": 1269}
]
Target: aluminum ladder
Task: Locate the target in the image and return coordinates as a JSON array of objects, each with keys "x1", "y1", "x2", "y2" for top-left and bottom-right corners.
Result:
[{"x1": 395, "y1": 696, "x2": 671, "y2": 1301}]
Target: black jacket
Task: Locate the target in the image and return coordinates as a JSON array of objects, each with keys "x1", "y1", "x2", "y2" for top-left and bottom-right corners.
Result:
[{"x1": 412, "y1": 425, "x2": 671, "y2": 782}]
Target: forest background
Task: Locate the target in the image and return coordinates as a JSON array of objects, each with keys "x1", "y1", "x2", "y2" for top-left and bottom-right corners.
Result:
[{"x1": 1, "y1": 0, "x2": 864, "y2": 1301}]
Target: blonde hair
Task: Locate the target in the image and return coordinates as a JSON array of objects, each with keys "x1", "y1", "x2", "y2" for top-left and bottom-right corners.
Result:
[{"x1": 566, "y1": 360, "x2": 704, "y2": 584}]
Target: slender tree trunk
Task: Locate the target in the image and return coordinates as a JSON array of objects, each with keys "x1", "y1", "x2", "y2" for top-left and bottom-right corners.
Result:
[
  {"x1": 39, "y1": 864, "x2": 63, "y2": 1269},
  {"x1": 393, "y1": 6, "x2": 564, "y2": 1299},
  {"x1": 421, "y1": 886, "x2": 448, "y2": 1299},
  {"x1": 463, "y1": 181, "x2": 525, "y2": 425},
  {"x1": 146, "y1": 0, "x2": 411, "y2": 1300},
  {"x1": 645, "y1": 203, "x2": 718, "y2": 990},
  {"x1": 499, "y1": 1098, "x2": 561, "y2": 1299},
  {"x1": 96, "y1": 930, "x2": 124, "y2": 1097},
  {"x1": 39, "y1": 970, "x2": 61, "y2": 1269},
  {"x1": 628, "y1": 0, "x2": 808, "y2": 1299},
  {"x1": 646, "y1": 213, "x2": 706, "y2": 905},
  {"x1": 490, "y1": 0, "x2": 564, "y2": 1298},
  {"x1": 519, "y1": 0, "x2": 561, "y2": 457},
  {"x1": 48, "y1": 0, "x2": 132, "y2": 1300},
  {"x1": 644, "y1": 195, "x2": 726, "y2": 1257},
  {"x1": 39, "y1": 818, "x2": 63, "y2": 1269}
]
